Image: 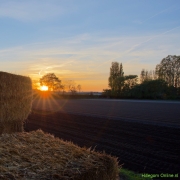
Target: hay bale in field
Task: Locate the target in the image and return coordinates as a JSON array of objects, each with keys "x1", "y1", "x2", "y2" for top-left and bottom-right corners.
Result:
[
  {"x1": 0, "y1": 130, "x2": 119, "y2": 180},
  {"x1": 0, "y1": 71, "x2": 32, "y2": 134}
]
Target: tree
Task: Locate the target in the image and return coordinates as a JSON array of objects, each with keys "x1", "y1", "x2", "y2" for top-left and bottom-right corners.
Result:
[
  {"x1": 69, "y1": 86, "x2": 77, "y2": 94},
  {"x1": 124, "y1": 75, "x2": 138, "y2": 90},
  {"x1": 107, "y1": 62, "x2": 139, "y2": 97},
  {"x1": 60, "y1": 84, "x2": 65, "y2": 94},
  {"x1": 64, "y1": 80, "x2": 77, "y2": 95},
  {"x1": 102, "y1": 89, "x2": 112, "y2": 97},
  {"x1": 108, "y1": 62, "x2": 119, "y2": 91},
  {"x1": 131, "y1": 79, "x2": 170, "y2": 99},
  {"x1": 54, "y1": 82, "x2": 64, "y2": 92},
  {"x1": 108, "y1": 62, "x2": 124, "y2": 92},
  {"x1": 39, "y1": 73, "x2": 62, "y2": 91},
  {"x1": 140, "y1": 69, "x2": 146, "y2": 83},
  {"x1": 156, "y1": 55, "x2": 180, "y2": 88},
  {"x1": 119, "y1": 63, "x2": 124, "y2": 77},
  {"x1": 140, "y1": 69, "x2": 156, "y2": 83},
  {"x1": 115, "y1": 76, "x2": 125, "y2": 93},
  {"x1": 119, "y1": 75, "x2": 138, "y2": 97},
  {"x1": 117, "y1": 63, "x2": 124, "y2": 92},
  {"x1": 77, "y1": 84, "x2": 81, "y2": 92}
]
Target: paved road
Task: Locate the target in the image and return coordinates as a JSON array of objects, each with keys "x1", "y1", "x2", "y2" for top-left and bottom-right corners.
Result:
[{"x1": 32, "y1": 99, "x2": 180, "y2": 128}]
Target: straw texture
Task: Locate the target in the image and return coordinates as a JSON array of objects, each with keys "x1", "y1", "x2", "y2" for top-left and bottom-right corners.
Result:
[
  {"x1": 0, "y1": 72, "x2": 32, "y2": 134},
  {"x1": 0, "y1": 130, "x2": 119, "y2": 180}
]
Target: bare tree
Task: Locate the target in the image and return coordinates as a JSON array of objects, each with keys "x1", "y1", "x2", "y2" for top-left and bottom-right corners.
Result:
[
  {"x1": 69, "y1": 85, "x2": 77, "y2": 94},
  {"x1": 62, "y1": 80, "x2": 77, "y2": 94},
  {"x1": 77, "y1": 84, "x2": 81, "y2": 92}
]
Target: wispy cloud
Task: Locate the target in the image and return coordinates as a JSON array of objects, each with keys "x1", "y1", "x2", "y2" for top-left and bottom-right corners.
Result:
[
  {"x1": 138, "y1": 5, "x2": 179, "y2": 24},
  {"x1": 109, "y1": 25, "x2": 180, "y2": 63},
  {"x1": 1, "y1": 30, "x2": 179, "y2": 90},
  {"x1": 0, "y1": 1, "x2": 75, "y2": 21},
  {"x1": 128, "y1": 25, "x2": 180, "y2": 53},
  {"x1": 1, "y1": 1, "x2": 179, "y2": 91}
]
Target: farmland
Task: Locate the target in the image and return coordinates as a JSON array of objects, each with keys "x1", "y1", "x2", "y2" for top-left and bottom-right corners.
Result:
[{"x1": 25, "y1": 99, "x2": 180, "y2": 175}]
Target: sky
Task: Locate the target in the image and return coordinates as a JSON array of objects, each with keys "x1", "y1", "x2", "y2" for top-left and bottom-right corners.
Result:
[{"x1": 0, "y1": 0, "x2": 180, "y2": 91}]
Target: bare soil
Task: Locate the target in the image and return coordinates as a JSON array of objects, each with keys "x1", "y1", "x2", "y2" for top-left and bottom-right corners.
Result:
[{"x1": 25, "y1": 99, "x2": 180, "y2": 174}]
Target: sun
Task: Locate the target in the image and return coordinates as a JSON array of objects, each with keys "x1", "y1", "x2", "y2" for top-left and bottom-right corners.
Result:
[{"x1": 40, "y1": 85, "x2": 48, "y2": 91}]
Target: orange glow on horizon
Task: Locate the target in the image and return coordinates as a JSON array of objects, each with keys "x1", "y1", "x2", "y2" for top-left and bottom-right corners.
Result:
[{"x1": 32, "y1": 77, "x2": 107, "y2": 92}]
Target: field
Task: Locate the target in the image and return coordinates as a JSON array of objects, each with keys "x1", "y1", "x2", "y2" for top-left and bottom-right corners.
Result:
[{"x1": 25, "y1": 99, "x2": 180, "y2": 175}]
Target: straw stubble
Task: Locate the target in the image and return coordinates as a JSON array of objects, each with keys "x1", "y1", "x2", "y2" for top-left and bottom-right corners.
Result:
[{"x1": 0, "y1": 130, "x2": 119, "y2": 180}]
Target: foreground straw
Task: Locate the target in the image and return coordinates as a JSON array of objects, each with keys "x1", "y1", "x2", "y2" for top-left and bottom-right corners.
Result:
[
  {"x1": 0, "y1": 130, "x2": 119, "y2": 180},
  {"x1": 0, "y1": 71, "x2": 32, "y2": 134}
]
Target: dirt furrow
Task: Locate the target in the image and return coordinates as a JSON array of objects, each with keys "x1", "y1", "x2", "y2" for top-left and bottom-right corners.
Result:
[{"x1": 25, "y1": 110, "x2": 180, "y2": 174}]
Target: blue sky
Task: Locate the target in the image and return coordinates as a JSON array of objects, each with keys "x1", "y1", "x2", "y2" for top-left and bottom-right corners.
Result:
[{"x1": 0, "y1": 0, "x2": 180, "y2": 91}]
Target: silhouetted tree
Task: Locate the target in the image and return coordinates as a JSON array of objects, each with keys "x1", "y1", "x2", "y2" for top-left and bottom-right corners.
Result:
[
  {"x1": 64, "y1": 80, "x2": 77, "y2": 94},
  {"x1": 107, "y1": 62, "x2": 139, "y2": 97},
  {"x1": 108, "y1": 62, "x2": 124, "y2": 92},
  {"x1": 77, "y1": 84, "x2": 81, "y2": 92},
  {"x1": 69, "y1": 85, "x2": 77, "y2": 95},
  {"x1": 40, "y1": 73, "x2": 62, "y2": 91},
  {"x1": 117, "y1": 75, "x2": 138, "y2": 98},
  {"x1": 140, "y1": 69, "x2": 146, "y2": 83},
  {"x1": 104, "y1": 58, "x2": 179, "y2": 99},
  {"x1": 131, "y1": 79, "x2": 170, "y2": 99},
  {"x1": 124, "y1": 75, "x2": 138, "y2": 90},
  {"x1": 117, "y1": 63, "x2": 124, "y2": 92},
  {"x1": 156, "y1": 55, "x2": 180, "y2": 88},
  {"x1": 140, "y1": 69, "x2": 156, "y2": 83}
]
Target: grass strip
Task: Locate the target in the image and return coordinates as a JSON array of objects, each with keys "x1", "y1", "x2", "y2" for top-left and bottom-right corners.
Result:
[{"x1": 119, "y1": 168, "x2": 152, "y2": 180}]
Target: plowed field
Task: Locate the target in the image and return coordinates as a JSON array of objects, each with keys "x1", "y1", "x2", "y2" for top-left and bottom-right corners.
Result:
[{"x1": 25, "y1": 99, "x2": 180, "y2": 174}]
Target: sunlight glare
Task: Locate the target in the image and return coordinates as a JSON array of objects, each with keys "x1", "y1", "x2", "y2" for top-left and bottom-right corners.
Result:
[{"x1": 40, "y1": 85, "x2": 48, "y2": 91}]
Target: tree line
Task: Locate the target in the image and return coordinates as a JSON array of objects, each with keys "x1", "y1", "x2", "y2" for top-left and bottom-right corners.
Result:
[
  {"x1": 33, "y1": 73, "x2": 81, "y2": 94},
  {"x1": 103, "y1": 55, "x2": 180, "y2": 99}
]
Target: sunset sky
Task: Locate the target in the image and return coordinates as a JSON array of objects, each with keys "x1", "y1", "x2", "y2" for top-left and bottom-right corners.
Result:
[{"x1": 0, "y1": 0, "x2": 180, "y2": 91}]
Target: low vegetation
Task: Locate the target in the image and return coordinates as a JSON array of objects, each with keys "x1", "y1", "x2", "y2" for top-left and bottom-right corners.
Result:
[{"x1": 119, "y1": 168, "x2": 152, "y2": 180}]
